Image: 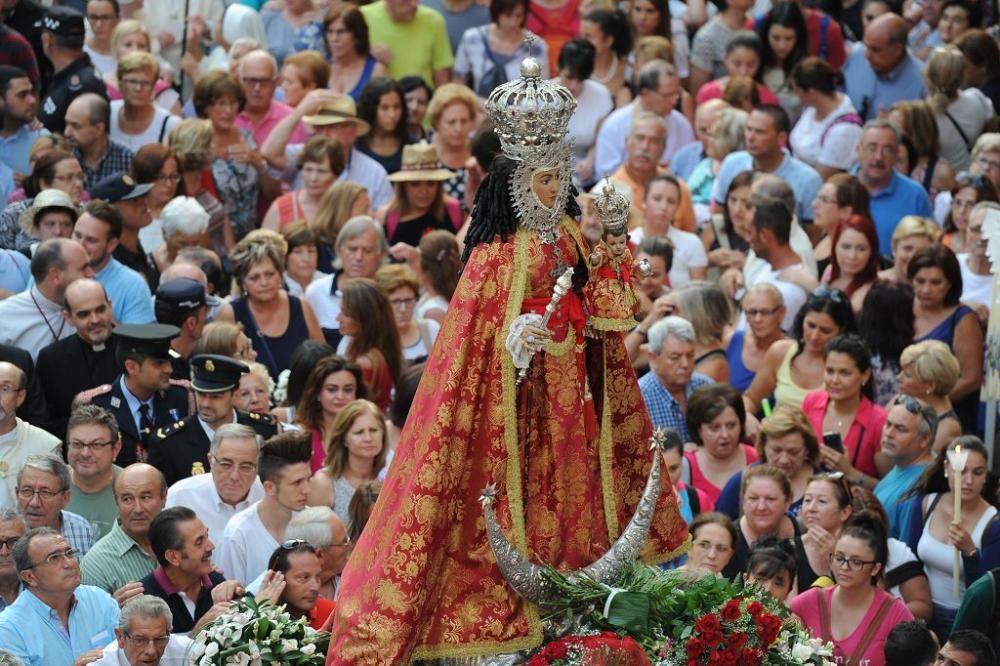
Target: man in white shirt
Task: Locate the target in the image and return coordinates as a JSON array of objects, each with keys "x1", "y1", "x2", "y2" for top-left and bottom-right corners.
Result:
[
  {"x1": 165, "y1": 423, "x2": 265, "y2": 545},
  {"x1": 216, "y1": 431, "x2": 311, "y2": 585},
  {"x1": 0, "y1": 238, "x2": 93, "y2": 359},
  {"x1": 92, "y1": 594, "x2": 193, "y2": 666},
  {"x1": 594, "y1": 59, "x2": 695, "y2": 180},
  {"x1": 0, "y1": 362, "x2": 60, "y2": 509}
]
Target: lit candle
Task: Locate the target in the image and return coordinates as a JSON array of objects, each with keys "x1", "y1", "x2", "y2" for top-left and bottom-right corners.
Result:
[{"x1": 947, "y1": 444, "x2": 970, "y2": 598}]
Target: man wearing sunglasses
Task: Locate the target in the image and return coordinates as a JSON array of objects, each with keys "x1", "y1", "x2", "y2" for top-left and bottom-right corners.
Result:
[
  {"x1": 0, "y1": 526, "x2": 119, "y2": 665},
  {"x1": 874, "y1": 395, "x2": 938, "y2": 538}
]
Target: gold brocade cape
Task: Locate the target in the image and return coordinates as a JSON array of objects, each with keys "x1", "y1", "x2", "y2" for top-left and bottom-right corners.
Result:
[{"x1": 327, "y1": 219, "x2": 690, "y2": 665}]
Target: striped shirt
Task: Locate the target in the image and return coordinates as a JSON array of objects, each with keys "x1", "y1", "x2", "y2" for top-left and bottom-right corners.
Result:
[
  {"x1": 80, "y1": 521, "x2": 156, "y2": 594},
  {"x1": 61, "y1": 510, "x2": 95, "y2": 557}
]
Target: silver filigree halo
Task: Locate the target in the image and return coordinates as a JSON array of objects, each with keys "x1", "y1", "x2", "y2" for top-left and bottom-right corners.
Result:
[
  {"x1": 486, "y1": 38, "x2": 577, "y2": 244},
  {"x1": 480, "y1": 432, "x2": 666, "y2": 604}
]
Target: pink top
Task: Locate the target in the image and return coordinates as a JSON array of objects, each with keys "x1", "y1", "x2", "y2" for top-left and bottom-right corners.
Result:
[
  {"x1": 800, "y1": 390, "x2": 886, "y2": 479},
  {"x1": 789, "y1": 586, "x2": 913, "y2": 666},
  {"x1": 236, "y1": 99, "x2": 309, "y2": 149},
  {"x1": 696, "y1": 79, "x2": 781, "y2": 107},
  {"x1": 684, "y1": 443, "x2": 758, "y2": 509},
  {"x1": 310, "y1": 428, "x2": 326, "y2": 474}
]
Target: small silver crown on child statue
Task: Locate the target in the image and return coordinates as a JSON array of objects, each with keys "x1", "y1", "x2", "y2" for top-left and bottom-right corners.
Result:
[
  {"x1": 485, "y1": 36, "x2": 577, "y2": 165},
  {"x1": 593, "y1": 180, "x2": 631, "y2": 237}
]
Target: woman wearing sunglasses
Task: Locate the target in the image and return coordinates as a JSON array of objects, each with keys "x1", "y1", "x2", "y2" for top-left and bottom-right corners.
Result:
[
  {"x1": 897, "y1": 436, "x2": 1000, "y2": 641},
  {"x1": 790, "y1": 512, "x2": 914, "y2": 666},
  {"x1": 744, "y1": 286, "x2": 856, "y2": 415}
]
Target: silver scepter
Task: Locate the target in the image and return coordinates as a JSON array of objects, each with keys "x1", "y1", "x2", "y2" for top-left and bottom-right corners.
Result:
[{"x1": 517, "y1": 267, "x2": 575, "y2": 385}]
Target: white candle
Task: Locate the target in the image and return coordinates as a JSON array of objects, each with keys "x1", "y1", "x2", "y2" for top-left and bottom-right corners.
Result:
[{"x1": 947, "y1": 444, "x2": 970, "y2": 598}]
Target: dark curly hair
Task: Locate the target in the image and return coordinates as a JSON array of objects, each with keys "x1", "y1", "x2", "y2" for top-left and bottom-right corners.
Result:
[{"x1": 356, "y1": 76, "x2": 409, "y2": 143}]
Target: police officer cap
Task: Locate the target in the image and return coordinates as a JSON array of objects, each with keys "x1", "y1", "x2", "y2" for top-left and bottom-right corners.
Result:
[
  {"x1": 154, "y1": 278, "x2": 220, "y2": 323},
  {"x1": 113, "y1": 323, "x2": 181, "y2": 361},
  {"x1": 91, "y1": 172, "x2": 153, "y2": 203},
  {"x1": 190, "y1": 354, "x2": 249, "y2": 393},
  {"x1": 35, "y1": 6, "x2": 86, "y2": 36}
]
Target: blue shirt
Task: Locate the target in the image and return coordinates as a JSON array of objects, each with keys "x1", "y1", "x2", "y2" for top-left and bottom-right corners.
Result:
[
  {"x1": 712, "y1": 151, "x2": 822, "y2": 223},
  {"x1": 0, "y1": 585, "x2": 119, "y2": 665},
  {"x1": 637, "y1": 371, "x2": 712, "y2": 441},
  {"x1": 856, "y1": 168, "x2": 934, "y2": 255},
  {"x1": 95, "y1": 257, "x2": 154, "y2": 324},
  {"x1": 875, "y1": 463, "x2": 927, "y2": 538},
  {"x1": 844, "y1": 48, "x2": 926, "y2": 121},
  {"x1": 669, "y1": 142, "x2": 705, "y2": 181},
  {"x1": 119, "y1": 375, "x2": 155, "y2": 436},
  {"x1": 0, "y1": 124, "x2": 47, "y2": 176},
  {"x1": 0, "y1": 249, "x2": 29, "y2": 295}
]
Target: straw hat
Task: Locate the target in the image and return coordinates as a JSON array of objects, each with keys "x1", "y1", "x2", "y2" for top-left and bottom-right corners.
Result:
[
  {"x1": 18, "y1": 189, "x2": 78, "y2": 233},
  {"x1": 387, "y1": 142, "x2": 455, "y2": 182},
  {"x1": 303, "y1": 95, "x2": 371, "y2": 136}
]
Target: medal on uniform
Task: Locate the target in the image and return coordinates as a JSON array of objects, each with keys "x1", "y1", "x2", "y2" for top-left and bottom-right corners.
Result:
[
  {"x1": 191, "y1": 462, "x2": 205, "y2": 475},
  {"x1": 111, "y1": 396, "x2": 121, "y2": 408},
  {"x1": 169, "y1": 409, "x2": 181, "y2": 421}
]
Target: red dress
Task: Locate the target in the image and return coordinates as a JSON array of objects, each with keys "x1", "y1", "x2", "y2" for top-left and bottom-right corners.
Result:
[{"x1": 327, "y1": 218, "x2": 689, "y2": 664}]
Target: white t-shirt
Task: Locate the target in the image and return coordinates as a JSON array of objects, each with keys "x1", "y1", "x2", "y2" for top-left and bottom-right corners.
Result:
[
  {"x1": 84, "y1": 47, "x2": 116, "y2": 76},
  {"x1": 789, "y1": 94, "x2": 862, "y2": 171},
  {"x1": 958, "y1": 253, "x2": 992, "y2": 308},
  {"x1": 629, "y1": 225, "x2": 708, "y2": 289},
  {"x1": 109, "y1": 101, "x2": 182, "y2": 152},
  {"x1": 568, "y1": 80, "x2": 614, "y2": 163},
  {"x1": 216, "y1": 501, "x2": 281, "y2": 586}
]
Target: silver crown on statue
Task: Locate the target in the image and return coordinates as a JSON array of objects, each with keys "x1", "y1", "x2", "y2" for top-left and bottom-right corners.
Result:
[
  {"x1": 485, "y1": 36, "x2": 577, "y2": 164},
  {"x1": 593, "y1": 180, "x2": 630, "y2": 236}
]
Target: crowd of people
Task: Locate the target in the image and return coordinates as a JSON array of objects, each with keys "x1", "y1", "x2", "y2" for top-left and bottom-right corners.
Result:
[{"x1": 0, "y1": 0, "x2": 998, "y2": 663}]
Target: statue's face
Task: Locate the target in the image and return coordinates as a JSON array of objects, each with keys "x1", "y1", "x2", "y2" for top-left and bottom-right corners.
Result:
[{"x1": 530, "y1": 168, "x2": 562, "y2": 210}]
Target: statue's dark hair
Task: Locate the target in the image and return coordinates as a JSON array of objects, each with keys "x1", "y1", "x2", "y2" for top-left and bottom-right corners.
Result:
[{"x1": 462, "y1": 155, "x2": 581, "y2": 263}]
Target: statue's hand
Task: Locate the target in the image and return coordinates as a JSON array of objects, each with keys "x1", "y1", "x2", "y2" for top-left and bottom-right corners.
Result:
[{"x1": 506, "y1": 314, "x2": 550, "y2": 369}]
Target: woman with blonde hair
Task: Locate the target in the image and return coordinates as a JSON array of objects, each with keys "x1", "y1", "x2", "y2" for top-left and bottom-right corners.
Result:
[
  {"x1": 669, "y1": 281, "x2": 733, "y2": 381},
  {"x1": 309, "y1": 399, "x2": 390, "y2": 525},
  {"x1": 168, "y1": 118, "x2": 234, "y2": 255},
  {"x1": 878, "y1": 216, "x2": 939, "y2": 284},
  {"x1": 193, "y1": 321, "x2": 258, "y2": 363},
  {"x1": 313, "y1": 181, "x2": 370, "y2": 272},
  {"x1": 888, "y1": 100, "x2": 957, "y2": 200},
  {"x1": 924, "y1": 45, "x2": 994, "y2": 172},
  {"x1": 687, "y1": 106, "x2": 747, "y2": 214},
  {"x1": 416, "y1": 230, "x2": 461, "y2": 324},
  {"x1": 104, "y1": 20, "x2": 181, "y2": 113},
  {"x1": 896, "y1": 340, "x2": 962, "y2": 454},
  {"x1": 428, "y1": 84, "x2": 479, "y2": 212},
  {"x1": 236, "y1": 361, "x2": 275, "y2": 414},
  {"x1": 970, "y1": 132, "x2": 1000, "y2": 190},
  {"x1": 110, "y1": 52, "x2": 182, "y2": 151}
]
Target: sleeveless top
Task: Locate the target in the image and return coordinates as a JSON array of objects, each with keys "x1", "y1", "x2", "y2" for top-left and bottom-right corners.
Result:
[
  {"x1": 231, "y1": 295, "x2": 310, "y2": 379},
  {"x1": 385, "y1": 198, "x2": 462, "y2": 246},
  {"x1": 917, "y1": 304, "x2": 975, "y2": 346},
  {"x1": 775, "y1": 342, "x2": 812, "y2": 410},
  {"x1": 331, "y1": 476, "x2": 356, "y2": 526},
  {"x1": 683, "y1": 444, "x2": 758, "y2": 510},
  {"x1": 348, "y1": 56, "x2": 378, "y2": 102},
  {"x1": 724, "y1": 330, "x2": 756, "y2": 392}
]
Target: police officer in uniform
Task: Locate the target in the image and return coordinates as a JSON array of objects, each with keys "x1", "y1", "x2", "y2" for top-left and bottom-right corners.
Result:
[
  {"x1": 78, "y1": 324, "x2": 188, "y2": 467},
  {"x1": 35, "y1": 6, "x2": 106, "y2": 134},
  {"x1": 148, "y1": 354, "x2": 278, "y2": 485},
  {"x1": 154, "y1": 278, "x2": 218, "y2": 383}
]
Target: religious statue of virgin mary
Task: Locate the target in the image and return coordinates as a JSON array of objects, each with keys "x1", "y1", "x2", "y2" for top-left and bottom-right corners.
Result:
[{"x1": 326, "y1": 49, "x2": 689, "y2": 666}]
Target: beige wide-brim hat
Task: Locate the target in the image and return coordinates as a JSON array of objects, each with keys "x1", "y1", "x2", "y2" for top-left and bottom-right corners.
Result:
[
  {"x1": 18, "y1": 189, "x2": 78, "y2": 233},
  {"x1": 303, "y1": 96, "x2": 371, "y2": 136},
  {"x1": 388, "y1": 142, "x2": 455, "y2": 182}
]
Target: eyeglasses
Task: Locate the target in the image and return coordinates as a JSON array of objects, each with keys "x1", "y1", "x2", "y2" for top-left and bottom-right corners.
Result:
[
  {"x1": 209, "y1": 456, "x2": 258, "y2": 475},
  {"x1": 0, "y1": 537, "x2": 21, "y2": 551},
  {"x1": 390, "y1": 297, "x2": 416, "y2": 310},
  {"x1": 241, "y1": 77, "x2": 275, "y2": 89},
  {"x1": 813, "y1": 285, "x2": 848, "y2": 305},
  {"x1": 26, "y1": 547, "x2": 78, "y2": 569},
  {"x1": 87, "y1": 14, "x2": 116, "y2": 23},
  {"x1": 829, "y1": 552, "x2": 877, "y2": 570},
  {"x1": 121, "y1": 78, "x2": 155, "y2": 90},
  {"x1": 815, "y1": 194, "x2": 837, "y2": 205},
  {"x1": 745, "y1": 305, "x2": 782, "y2": 318},
  {"x1": 975, "y1": 155, "x2": 1000, "y2": 171},
  {"x1": 123, "y1": 632, "x2": 170, "y2": 649},
  {"x1": 157, "y1": 173, "x2": 180, "y2": 185},
  {"x1": 68, "y1": 440, "x2": 116, "y2": 452},
  {"x1": 16, "y1": 486, "x2": 66, "y2": 502}
]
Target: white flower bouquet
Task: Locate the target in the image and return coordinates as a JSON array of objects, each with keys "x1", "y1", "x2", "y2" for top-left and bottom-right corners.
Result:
[{"x1": 191, "y1": 595, "x2": 330, "y2": 665}]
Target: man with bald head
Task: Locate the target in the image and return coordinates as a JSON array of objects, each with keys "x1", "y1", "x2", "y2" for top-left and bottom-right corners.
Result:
[
  {"x1": 670, "y1": 98, "x2": 729, "y2": 181},
  {"x1": 236, "y1": 50, "x2": 307, "y2": 150},
  {"x1": 36, "y1": 277, "x2": 119, "y2": 436},
  {"x1": 0, "y1": 237, "x2": 93, "y2": 359},
  {"x1": 81, "y1": 463, "x2": 166, "y2": 601},
  {"x1": 844, "y1": 13, "x2": 925, "y2": 120},
  {"x1": 0, "y1": 361, "x2": 60, "y2": 509},
  {"x1": 64, "y1": 92, "x2": 133, "y2": 191}
]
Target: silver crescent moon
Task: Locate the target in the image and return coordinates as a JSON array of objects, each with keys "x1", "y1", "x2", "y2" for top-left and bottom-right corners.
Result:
[{"x1": 479, "y1": 437, "x2": 663, "y2": 605}]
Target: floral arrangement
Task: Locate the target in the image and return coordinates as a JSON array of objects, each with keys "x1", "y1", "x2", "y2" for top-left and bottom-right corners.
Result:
[
  {"x1": 272, "y1": 369, "x2": 291, "y2": 405},
  {"x1": 530, "y1": 563, "x2": 834, "y2": 666},
  {"x1": 190, "y1": 595, "x2": 329, "y2": 665}
]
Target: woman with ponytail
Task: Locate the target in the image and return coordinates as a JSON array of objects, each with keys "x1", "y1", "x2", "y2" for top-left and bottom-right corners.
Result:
[
  {"x1": 790, "y1": 511, "x2": 914, "y2": 666},
  {"x1": 415, "y1": 229, "x2": 461, "y2": 324},
  {"x1": 925, "y1": 45, "x2": 994, "y2": 172}
]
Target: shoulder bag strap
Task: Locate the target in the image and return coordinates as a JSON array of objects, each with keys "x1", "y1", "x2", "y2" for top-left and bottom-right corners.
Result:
[
  {"x1": 847, "y1": 595, "x2": 896, "y2": 664},
  {"x1": 157, "y1": 113, "x2": 170, "y2": 143},
  {"x1": 944, "y1": 109, "x2": 973, "y2": 150},
  {"x1": 816, "y1": 588, "x2": 834, "y2": 643}
]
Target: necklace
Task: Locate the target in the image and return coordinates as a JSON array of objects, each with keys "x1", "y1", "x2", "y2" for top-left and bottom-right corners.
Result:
[
  {"x1": 593, "y1": 52, "x2": 619, "y2": 84},
  {"x1": 31, "y1": 289, "x2": 65, "y2": 342}
]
